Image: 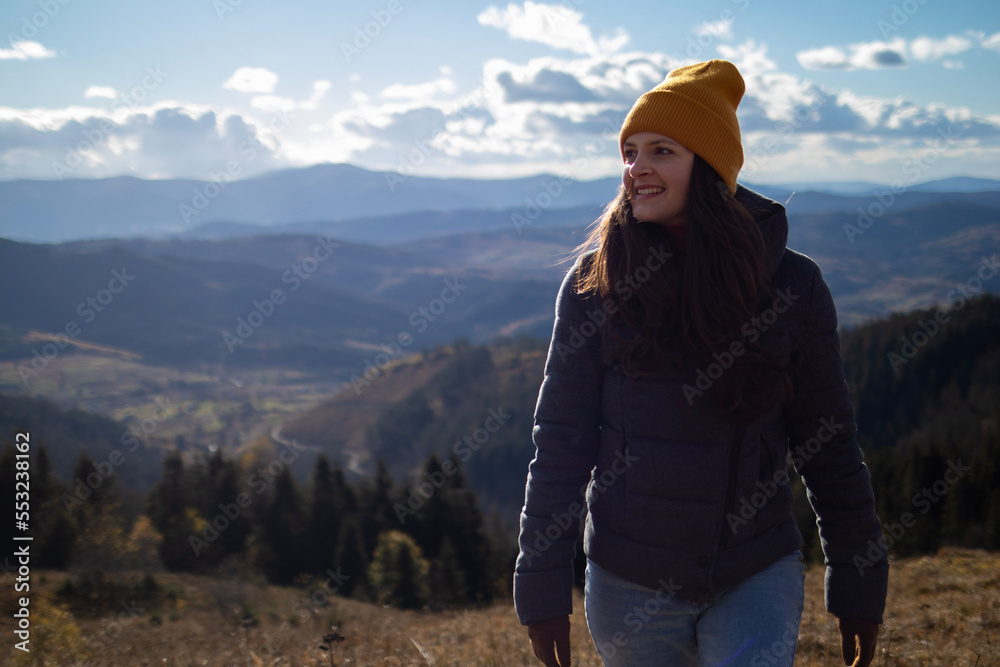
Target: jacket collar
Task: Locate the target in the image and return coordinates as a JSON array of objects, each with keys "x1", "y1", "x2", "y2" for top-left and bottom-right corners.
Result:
[{"x1": 735, "y1": 184, "x2": 788, "y2": 277}]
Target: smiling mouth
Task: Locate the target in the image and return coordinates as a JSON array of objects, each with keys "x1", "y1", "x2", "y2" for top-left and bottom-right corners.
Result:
[{"x1": 635, "y1": 187, "x2": 664, "y2": 197}]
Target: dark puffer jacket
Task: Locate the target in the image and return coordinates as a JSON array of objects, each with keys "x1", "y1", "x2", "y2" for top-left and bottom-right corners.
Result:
[{"x1": 513, "y1": 184, "x2": 888, "y2": 626}]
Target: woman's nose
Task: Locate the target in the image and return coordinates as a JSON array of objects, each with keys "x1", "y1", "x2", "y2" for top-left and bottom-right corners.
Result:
[{"x1": 628, "y1": 154, "x2": 651, "y2": 177}]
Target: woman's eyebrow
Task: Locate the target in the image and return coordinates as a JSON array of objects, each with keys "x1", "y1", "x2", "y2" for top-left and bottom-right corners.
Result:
[{"x1": 622, "y1": 138, "x2": 680, "y2": 148}]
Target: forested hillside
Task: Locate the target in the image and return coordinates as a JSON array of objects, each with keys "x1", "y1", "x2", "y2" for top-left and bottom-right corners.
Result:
[
  {"x1": 1, "y1": 294, "x2": 997, "y2": 608},
  {"x1": 281, "y1": 337, "x2": 547, "y2": 514},
  {"x1": 840, "y1": 294, "x2": 1000, "y2": 556},
  {"x1": 0, "y1": 393, "x2": 163, "y2": 490}
]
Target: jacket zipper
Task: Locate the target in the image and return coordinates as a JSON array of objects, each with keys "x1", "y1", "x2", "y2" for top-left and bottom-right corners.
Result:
[{"x1": 718, "y1": 425, "x2": 747, "y2": 550}]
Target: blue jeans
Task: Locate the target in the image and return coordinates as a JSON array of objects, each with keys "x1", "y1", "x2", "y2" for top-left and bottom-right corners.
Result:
[{"x1": 584, "y1": 551, "x2": 805, "y2": 666}]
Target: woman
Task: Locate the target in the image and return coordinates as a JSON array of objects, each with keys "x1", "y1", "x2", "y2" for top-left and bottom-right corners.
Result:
[{"x1": 513, "y1": 60, "x2": 887, "y2": 667}]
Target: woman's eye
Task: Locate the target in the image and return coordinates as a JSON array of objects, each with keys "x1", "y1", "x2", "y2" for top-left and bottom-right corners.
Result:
[{"x1": 624, "y1": 147, "x2": 671, "y2": 162}]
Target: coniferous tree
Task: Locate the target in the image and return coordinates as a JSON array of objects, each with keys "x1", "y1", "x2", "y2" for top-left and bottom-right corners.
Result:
[
  {"x1": 915, "y1": 442, "x2": 947, "y2": 553},
  {"x1": 147, "y1": 451, "x2": 200, "y2": 570},
  {"x1": 428, "y1": 536, "x2": 467, "y2": 608},
  {"x1": 254, "y1": 466, "x2": 305, "y2": 583},
  {"x1": 332, "y1": 464, "x2": 357, "y2": 514},
  {"x1": 359, "y1": 457, "x2": 395, "y2": 559},
  {"x1": 307, "y1": 455, "x2": 346, "y2": 574},
  {"x1": 484, "y1": 505, "x2": 518, "y2": 598},
  {"x1": 189, "y1": 449, "x2": 248, "y2": 564},
  {"x1": 440, "y1": 460, "x2": 494, "y2": 604},
  {"x1": 404, "y1": 455, "x2": 494, "y2": 604},
  {"x1": 334, "y1": 519, "x2": 369, "y2": 599},
  {"x1": 407, "y1": 455, "x2": 449, "y2": 559},
  {"x1": 66, "y1": 451, "x2": 118, "y2": 528},
  {"x1": 33, "y1": 444, "x2": 76, "y2": 569}
]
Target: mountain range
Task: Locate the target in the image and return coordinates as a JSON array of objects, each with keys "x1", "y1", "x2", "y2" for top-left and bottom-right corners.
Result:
[
  {"x1": 0, "y1": 162, "x2": 997, "y2": 394},
  {"x1": 0, "y1": 202, "x2": 995, "y2": 387},
  {"x1": 2, "y1": 162, "x2": 999, "y2": 244},
  {"x1": 0, "y1": 164, "x2": 997, "y2": 527}
]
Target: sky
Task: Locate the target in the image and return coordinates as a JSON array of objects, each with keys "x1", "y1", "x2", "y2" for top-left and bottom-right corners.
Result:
[{"x1": 1, "y1": 0, "x2": 999, "y2": 185}]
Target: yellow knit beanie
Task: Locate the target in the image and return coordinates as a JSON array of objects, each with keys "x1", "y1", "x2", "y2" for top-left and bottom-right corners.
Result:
[{"x1": 619, "y1": 59, "x2": 745, "y2": 195}]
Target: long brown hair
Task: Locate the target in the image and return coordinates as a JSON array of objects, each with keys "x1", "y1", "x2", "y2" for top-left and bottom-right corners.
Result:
[{"x1": 575, "y1": 155, "x2": 792, "y2": 425}]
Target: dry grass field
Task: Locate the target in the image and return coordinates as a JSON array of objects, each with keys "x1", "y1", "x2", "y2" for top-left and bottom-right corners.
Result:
[{"x1": 2, "y1": 547, "x2": 997, "y2": 666}]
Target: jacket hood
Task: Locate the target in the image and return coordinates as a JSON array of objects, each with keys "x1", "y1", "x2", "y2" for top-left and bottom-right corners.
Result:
[{"x1": 735, "y1": 184, "x2": 788, "y2": 277}]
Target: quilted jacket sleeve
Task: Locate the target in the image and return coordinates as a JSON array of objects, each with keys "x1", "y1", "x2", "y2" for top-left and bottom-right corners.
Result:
[
  {"x1": 784, "y1": 262, "x2": 889, "y2": 624},
  {"x1": 513, "y1": 255, "x2": 603, "y2": 625}
]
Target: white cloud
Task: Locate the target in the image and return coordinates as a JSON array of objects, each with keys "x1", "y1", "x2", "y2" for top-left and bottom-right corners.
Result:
[
  {"x1": 322, "y1": 35, "x2": 1000, "y2": 182},
  {"x1": 981, "y1": 31, "x2": 1000, "y2": 53},
  {"x1": 797, "y1": 38, "x2": 907, "y2": 70},
  {"x1": 84, "y1": 86, "x2": 117, "y2": 99},
  {"x1": 223, "y1": 67, "x2": 279, "y2": 94},
  {"x1": 250, "y1": 79, "x2": 333, "y2": 113},
  {"x1": 719, "y1": 41, "x2": 818, "y2": 123},
  {"x1": 716, "y1": 42, "x2": 998, "y2": 146},
  {"x1": 2, "y1": 27, "x2": 998, "y2": 186},
  {"x1": 299, "y1": 80, "x2": 332, "y2": 111},
  {"x1": 483, "y1": 50, "x2": 678, "y2": 107},
  {"x1": 0, "y1": 104, "x2": 116, "y2": 131},
  {"x1": 0, "y1": 102, "x2": 291, "y2": 180},
  {"x1": 477, "y1": 1, "x2": 627, "y2": 56},
  {"x1": 250, "y1": 95, "x2": 298, "y2": 113},
  {"x1": 718, "y1": 40, "x2": 780, "y2": 79},
  {"x1": 910, "y1": 34, "x2": 973, "y2": 61},
  {"x1": 380, "y1": 77, "x2": 457, "y2": 100},
  {"x1": 0, "y1": 40, "x2": 56, "y2": 60},
  {"x1": 695, "y1": 18, "x2": 733, "y2": 41},
  {"x1": 845, "y1": 39, "x2": 909, "y2": 68},
  {"x1": 323, "y1": 47, "x2": 682, "y2": 180},
  {"x1": 796, "y1": 46, "x2": 852, "y2": 70},
  {"x1": 797, "y1": 33, "x2": 987, "y2": 70}
]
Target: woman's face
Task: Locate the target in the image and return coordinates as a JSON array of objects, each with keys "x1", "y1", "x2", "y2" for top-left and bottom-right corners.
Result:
[{"x1": 622, "y1": 132, "x2": 695, "y2": 228}]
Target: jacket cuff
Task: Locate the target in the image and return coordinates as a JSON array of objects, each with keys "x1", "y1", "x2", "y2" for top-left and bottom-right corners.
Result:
[
  {"x1": 513, "y1": 568, "x2": 575, "y2": 626},
  {"x1": 824, "y1": 560, "x2": 888, "y2": 624}
]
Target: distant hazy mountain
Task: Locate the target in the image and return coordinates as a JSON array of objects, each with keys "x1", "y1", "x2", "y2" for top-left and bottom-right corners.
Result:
[
  {"x1": 908, "y1": 176, "x2": 1000, "y2": 193},
  {"x1": 749, "y1": 176, "x2": 1000, "y2": 196},
  {"x1": 171, "y1": 206, "x2": 605, "y2": 245},
  {"x1": 2, "y1": 163, "x2": 998, "y2": 244},
  {"x1": 154, "y1": 191, "x2": 1000, "y2": 247},
  {"x1": 0, "y1": 235, "x2": 563, "y2": 371},
  {"x1": 784, "y1": 201, "x2": 1000, "y2": 322},
  {"x1": 2, "y1": 194, "x2": 993, "y2": 374},
  {"x1": 163, "y1": 189, "x2": 1000, "y2": 248},
  {"x1": 0, "y1": 164, "x2": 619, "y2": 243},
  {"x1": 760, "y1": 181, "x2": 883, "y2": 196},
  {"x1": 781, "y1": 189, "x2": 1000, "y2": 217},
  {"x1": 0, "y1": 238, "x2": 405, "y2": 371}
]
